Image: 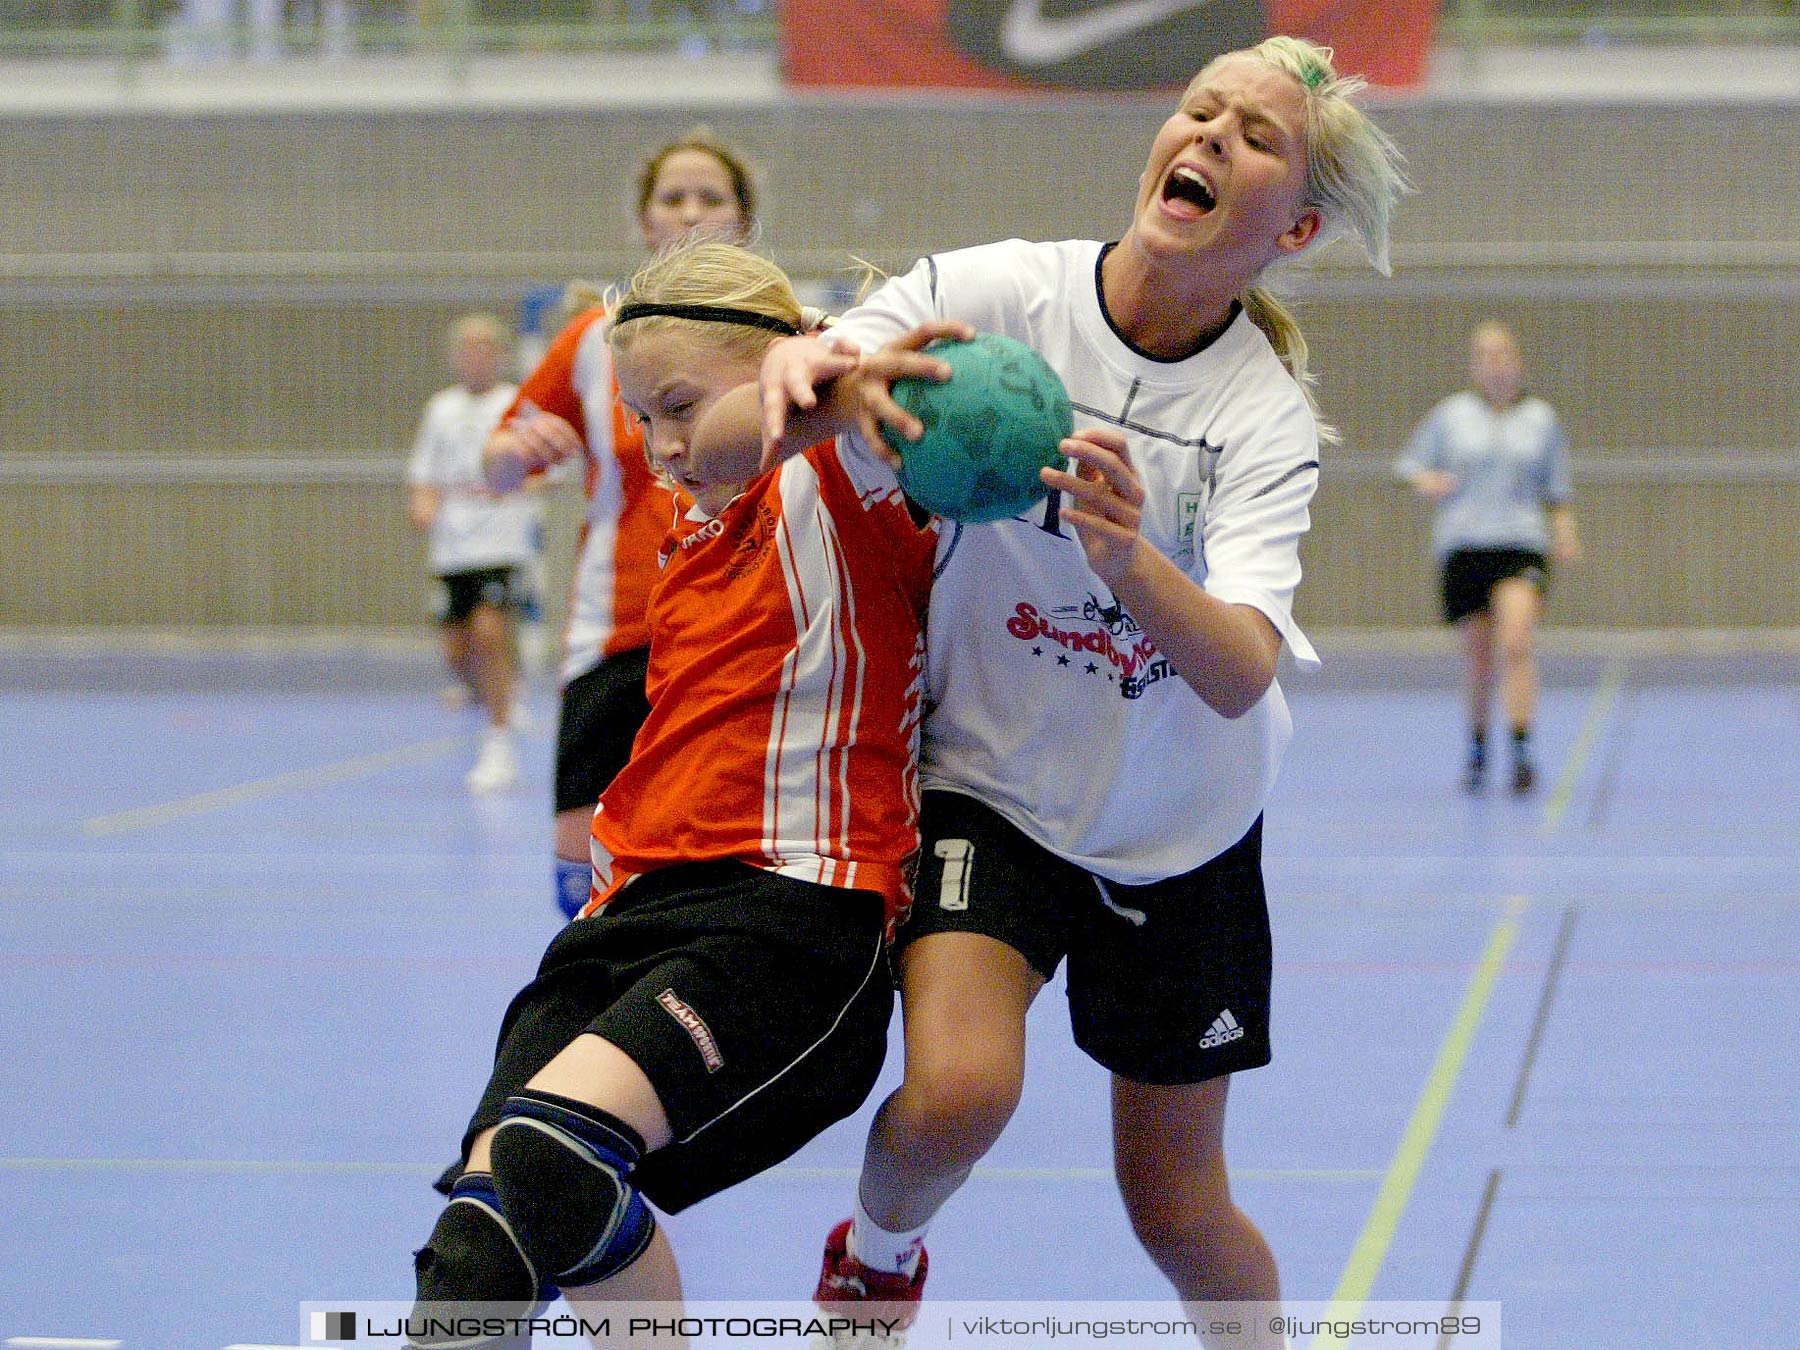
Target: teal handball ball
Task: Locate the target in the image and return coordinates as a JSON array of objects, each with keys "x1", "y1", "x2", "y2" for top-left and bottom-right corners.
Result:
[{"x1": 886, "y1": 333, "x2": 1072, "y2": 524}]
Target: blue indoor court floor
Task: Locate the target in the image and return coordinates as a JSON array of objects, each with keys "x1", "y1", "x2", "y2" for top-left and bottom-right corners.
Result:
[{"x1": 1, "y1": 634, "x2": 1795, "y2": 1349}]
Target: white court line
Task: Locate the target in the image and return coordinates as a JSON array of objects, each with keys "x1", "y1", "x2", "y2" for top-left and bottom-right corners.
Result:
[
  {"x1": 0, "y1": 1155, "x2": 1378, "y2": 1183},
  {"x1": 10, "y1": 849, "x2": 1787, "y2": 873},
  {"x1": 5, "y1": 1339, "x2": 123, "y2": 1348},
  {"x1": 0, "y1": 1156, "x2": 436, "y2": 1176},
  {"x1": 80, "y1": 735, "x2": 470, "y2": 837}
]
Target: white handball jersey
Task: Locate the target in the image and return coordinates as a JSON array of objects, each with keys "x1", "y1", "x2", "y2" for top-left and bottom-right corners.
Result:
[
  {"x1": 406, "y1": 382, "x2": 540, "y2": 575},
  {"x1": 830, "y1": 238, "x2": 1322, "y2": 883}
]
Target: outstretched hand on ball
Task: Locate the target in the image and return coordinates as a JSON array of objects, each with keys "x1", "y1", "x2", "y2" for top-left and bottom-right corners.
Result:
[{"x1": 758, "y1": 321, "x2": 976, "y2": 471}]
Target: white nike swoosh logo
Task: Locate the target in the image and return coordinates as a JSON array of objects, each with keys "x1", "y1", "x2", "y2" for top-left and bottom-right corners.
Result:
[{"x1": 1000, "y1": 0, "x2": 1225, "y2": 68}]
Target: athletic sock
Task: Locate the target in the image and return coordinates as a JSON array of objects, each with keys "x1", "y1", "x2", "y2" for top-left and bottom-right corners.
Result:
[
  {"x1": 847, "y1": 1193, "x2": 928, "y2": 1278},
  {"x1": 1510, "y1": 726, "x2": 1531, "y2": 762},
  {"x1": 1468, "y1": 726, "x2": 1488, "y2": 768}
]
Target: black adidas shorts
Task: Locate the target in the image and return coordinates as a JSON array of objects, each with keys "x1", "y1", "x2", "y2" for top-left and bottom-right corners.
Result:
[
  {"x1": 434, "y1": 565, "x2": 526, "y2": 625},
  {"x1": 462, "y1": 861, "x2": 893, "y2": 1213},
  {"x1": 906, "y1": 791, "x2": 1271, "y2": 1086},
  {"x1": 554, "y1": 650, "x2": 652, "y2": 815},
  {"x1": 1441, "y1": 547, "x2": 1549, "y2": 624}
]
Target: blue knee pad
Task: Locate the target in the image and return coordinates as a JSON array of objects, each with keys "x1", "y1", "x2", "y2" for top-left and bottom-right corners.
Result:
[
  {"x1": 554, "y1": 858, "x2": 592, "y2": 921},
  {"x1": 488, "y1": 1088, "x2": 657, "y2": 1288}
]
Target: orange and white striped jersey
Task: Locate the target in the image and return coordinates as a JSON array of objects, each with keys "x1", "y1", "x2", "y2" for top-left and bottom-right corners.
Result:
[
  {"x1": 586, "y1": 434, "x2": 935, "y2": 933},
  {"x1": 502, "y1": 306, "x2": 675, "y2": 685}
]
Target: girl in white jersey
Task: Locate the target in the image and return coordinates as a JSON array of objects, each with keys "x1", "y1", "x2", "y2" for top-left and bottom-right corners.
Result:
[{"x1": 756, "y1": 37, "x2": 1409, "y2": 1346}]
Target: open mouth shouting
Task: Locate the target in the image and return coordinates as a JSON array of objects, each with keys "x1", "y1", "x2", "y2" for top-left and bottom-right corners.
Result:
[{"x1": 1162, "y1": 164, "x2": 1217, "y2": 219}]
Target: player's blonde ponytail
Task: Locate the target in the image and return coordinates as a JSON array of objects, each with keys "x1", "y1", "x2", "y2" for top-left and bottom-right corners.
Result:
[
  {"x1": 558, "y1": 279, "x2": 606, "y2": 324},
  {"x1": 1242, "y1": 287, "x2": 1336, "y2": 445}
]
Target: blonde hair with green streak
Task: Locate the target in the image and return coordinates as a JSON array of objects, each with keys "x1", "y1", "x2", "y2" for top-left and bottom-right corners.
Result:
[{"x1": 1213, "y1": 36, "x2": 1411, "y2": 444}]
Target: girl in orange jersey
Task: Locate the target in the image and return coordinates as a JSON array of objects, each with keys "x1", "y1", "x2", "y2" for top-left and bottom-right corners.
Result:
[
  {"x1": 407, "y1": 241, "x2": 968, "y2": 1342},
  {"x1": 482, "y1": 128, "x2": 761, "y2": 923}
]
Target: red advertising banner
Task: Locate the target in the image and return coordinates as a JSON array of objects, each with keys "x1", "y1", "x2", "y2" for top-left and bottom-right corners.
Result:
[{"x1": 779, "y1": 0, "x2": 1437, "y2": 93}]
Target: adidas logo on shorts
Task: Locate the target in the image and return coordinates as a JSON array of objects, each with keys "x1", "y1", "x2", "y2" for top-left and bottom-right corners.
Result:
[{"x1": 1199, "y1": 1009, "x2": 1245, "y2": 1049}]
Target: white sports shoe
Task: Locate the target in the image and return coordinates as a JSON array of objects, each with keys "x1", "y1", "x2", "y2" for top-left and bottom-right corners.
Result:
[{"x1": 465, "y1": 729, "x2": 520, "y2": 794}]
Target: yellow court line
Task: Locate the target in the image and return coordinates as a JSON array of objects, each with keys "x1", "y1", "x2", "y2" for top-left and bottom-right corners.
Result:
[
  {"x1": 1538, "y1": 653, "x2": 1628, "y2": 839},
  {"x1": 81, "y1": 735, "x2": 470, "y2": 837},
  {"x1": 1312, "y1": 895, "x2": 1526, "y2": 1349}
]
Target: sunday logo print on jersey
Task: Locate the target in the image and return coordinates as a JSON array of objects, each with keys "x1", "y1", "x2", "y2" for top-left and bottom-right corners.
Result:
[{"x1": 1003, "y1": 587, "x2": 1174, "y2": 700}]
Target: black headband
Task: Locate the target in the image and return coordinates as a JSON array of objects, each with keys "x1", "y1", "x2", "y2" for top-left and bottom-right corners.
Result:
[{"x1": 612, "y1": 301, "x2": 800, "y2": 336}]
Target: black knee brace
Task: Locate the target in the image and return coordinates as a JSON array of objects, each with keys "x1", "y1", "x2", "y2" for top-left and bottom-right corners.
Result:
[
  {"x1": 409, "y1": 1172, "x2": 542, "y2": 1349},
  {"x1": 488, "y1": 1088, "x2": 657, "y2": 1289}
]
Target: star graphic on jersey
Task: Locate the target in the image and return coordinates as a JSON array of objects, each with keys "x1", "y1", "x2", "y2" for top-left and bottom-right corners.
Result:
[
  {"x1": 1032, "y1": 646, "x2": 1043, "y2": 656},
  {"x1": 1056, "y1": 654, "x2": 1071, "y2": 666},
  {"x1": 1085, "y1": 661, "x2": 1099, "y2": 674}
]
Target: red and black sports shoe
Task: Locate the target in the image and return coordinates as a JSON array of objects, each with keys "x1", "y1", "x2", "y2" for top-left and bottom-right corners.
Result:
[{"x1": 814, "y1": 1217, "x2": 929, "y2": 1334}]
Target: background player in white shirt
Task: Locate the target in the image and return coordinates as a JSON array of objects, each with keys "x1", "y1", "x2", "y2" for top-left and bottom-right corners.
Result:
[
  {"x1": 759, "y1": 36, "x2": 1410, "y2": 1345},
  {"x1": 405, "y1": 312, "x2": 535, "y2": 794}
]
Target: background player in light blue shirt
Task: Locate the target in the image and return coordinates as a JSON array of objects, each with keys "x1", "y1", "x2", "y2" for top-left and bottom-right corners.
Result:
[{"x1": 1397, "y1": 320, "x2": 1582, "y2": 792}]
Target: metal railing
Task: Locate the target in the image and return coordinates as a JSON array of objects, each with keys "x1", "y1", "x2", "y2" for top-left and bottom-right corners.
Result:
[
  {"x1": 6, "y1": 3, "x2": 1800, "y2": 66},
  {"x1": 0, "y1": 1, "x2": 776, "y2": 61},
  {"x1": 1441, "y1": 0, "x2": 1800, "y2": 46}
]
